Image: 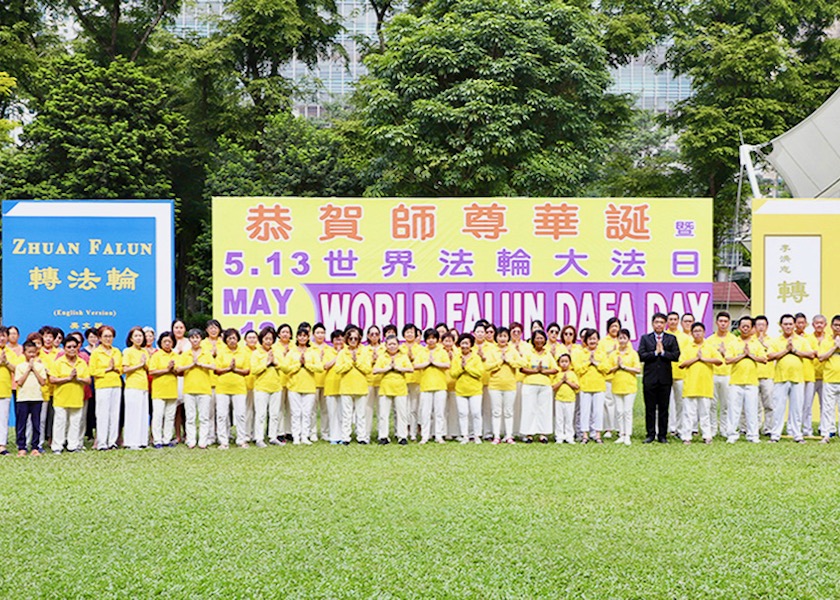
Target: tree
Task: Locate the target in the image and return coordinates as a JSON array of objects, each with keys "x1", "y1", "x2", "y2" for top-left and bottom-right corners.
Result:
[
  {"x1": 0, "y1": 73, "x2": 16, "y2": 147},
  {"x1": 356, "y1": 0, "x2": 633, "y2": 197}
]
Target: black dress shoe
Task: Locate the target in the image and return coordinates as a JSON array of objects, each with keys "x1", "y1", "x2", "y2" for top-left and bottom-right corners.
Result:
[
  {"x1": 643, "y1": 436, "x2": 655, "y2": 444},
  {"x1": 657, "y1": 437, "x2": 668, "y2": 444},
  {"x1": 398, "y1": 438, "x2": 408, "y2": 445},
  {"x1": 378, "y1": 438, "x2": 390, "y2": 445}
]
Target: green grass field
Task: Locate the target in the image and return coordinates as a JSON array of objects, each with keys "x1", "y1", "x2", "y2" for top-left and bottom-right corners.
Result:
[{"x1": 2, "y1": 408, "x2": 839, "y2": 599}]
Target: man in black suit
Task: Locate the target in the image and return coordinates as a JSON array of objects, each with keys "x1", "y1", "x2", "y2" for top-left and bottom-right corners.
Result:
[{"x1": 638, "y1": 312, "x2": 681, "y2": 443}]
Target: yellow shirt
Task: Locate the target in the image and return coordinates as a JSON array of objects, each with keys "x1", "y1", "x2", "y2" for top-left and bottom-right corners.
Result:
[
  {"x1": 177, "y1": 349, "x2": 214, "y2": 395},
  {"x1": 122, "y1": 347, "x2": 149, "y2": 391},
  {"x1": 51, "y1": 356, "x2": 89, "y2": 409},
  {"x1": 335, "y1": 346, "x2": 373, "y2": 396},
  {"x1": 450, "y1": 351, "x2": 484, "y2": 397},
  {"x1": 241, "y1": 344, "x2": 258, "y2": 391},
  {"x1": 0, "y1": 347, "x2": 21, "y2": 397},
  {"x1": 574, "y1": 348, "x2": 607, "y2": 393},
  {"x1": 606, "y1": 348, "x2": 640, "y2": 395},
  {"x1": 808, "y1": 333, "x2": 826, "y2": 380},
  {"x1": 272, "y1": 342, "x2": 292, "y2": 388},
  {"x1": 484, "y1": 345, "x2": 526, "y2": 391},
  {"x1": 323, "y1": 345, "x2": 341, "y2": 397},
  {"x1": 216, "y1": 346, "x2": 250, "y2": 395},
  {"x1": 680, "y1": 341, "x2": 721, "y2": 398},
  {"x1": 797, "y1": 333, "x2": 817, "y2": 382},
  {"x1": 284, "y1": 346, "x2": 324, "y2": 394},
  {"x1": 400, "y1": 341, "x2": 423, "y2": 384},
  {"x1": 89, "y1": 346, "x2": 123, "y2": 388},
  {"x1": 201, "y1": 338, "x2": 222, "y2": 388},
  {"x1": 668, "y1": 330, "x2": 690, "y2": 381},
  {"x1": 39, "y1": 347, "x2": 59, "y2": 398},
  {"x1": 311, "y1": 342, "x2": 329, "y2": 388},
  {"x1": 725, "y1": 338, "x2": 767, "y2": 387},
  {"x1": 707, "y1": 332, "x2": 737, "y2": 376},
  {"x1": 819, "y1": 337, "x2": 840, "y2": 383},
  {"x1": 149, "y1": 350, "x2": 178, "y2": 399},
  {"x1": 414, "y1": 345, "x2": 450, "y2": 392},
  {"x1": 15, "y1": 360, "x2": 46, "y2": 402},
  {"x1": 553, "y1": 370, "x2": 579, "y2": 403},
  {"x1": 769, "y1": 335, "x2": 810, "y2": 383},
  {"x1": 511, "y1": 341, "x2": 530, "y2": 382},
  {"x1": 522, "y1": 349, "x2": 558, "y2": 387},
  {"x1": 375, "y1": 352, "x2": 412, "y2": 396},
  {"x1": 251, "y1": 347, "x2": 282, "y2": 393},
  {"x1": 597, "y1": 336, "x2": 620, "y2": 381},
  {"x1": 756, "y1": 335, "x2": 775, "y2": 379}
]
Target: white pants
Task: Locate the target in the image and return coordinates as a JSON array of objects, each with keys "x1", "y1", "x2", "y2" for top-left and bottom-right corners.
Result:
[
  {"x1": 681, "y1": 397, "x2": 711, "y2": 441},
  {"x1": 0, "y1": 397, "x2": 9, "y2": 446},
  {"x1": 711, "y1": 375, "x2": 729, "y2": 436},
  {"x1": 228, "y1": 394, "x2": 247, "y2": 445},
  {"x1": 407, "y1": 383, "x2": 420, "y2": 439},
  {"x1": 772, "y1": 381, "x2": 803, "y2": 441},
  {"x1": 579, "y1": 391, "x2": 604, "y2": 436},
  {"x1": 123, "y1": 388, "x2": 149, "y2": 449},
  {"x1": 289, "y1": 391, "x2": 315, "y2": 443},
  {"x1": 482, "y1": 387, "x2": 492, "y2": 437},
  {"x1": 489, "y1": 389, "x2": 516, "y2": 438},
  {"x1": 614, "y1": 393, "x2": 635, "y2": 439},
  {"x1": 820, "y1": 382, "x2": 840, "y2": 437},
  {"x1": 151, "y1": 398, "x2": 177, "y2": 445},
  {"x1": 366, "y1": 386, "x2": 378, "y2": 439},
  {"x1": 420, "y1": 390, "x2": 447, "y2": 442},
  {"x1": 78, "y1": 399, "x2": 89, "y2": 446},
  {"x1": 603, "y1": 381, "x2": 616, "y2": 431},
  {"x1": 208, "y1": 389, "x2": 216, "y2": 443},
  {"x1": 379, "y1": 395, "x2": 408, "y2": 440},
  {"x1": 52, "y1": 406, "x2": 82, "y2": 452},
  {"x1": 513, "y1": 382, "x2": 522, "y2": 435},
  {"x1": 214, "y1": 393, "x2": 231, "y2": 446},
  {"x1": 184, "y1": 393, "x2": 211, "y2": 447},
  {"x1": 456, "y1": 395, "x2": 483, "y2": 439},
  {"x1": 39, "y1": 400, "x2": 49, "y2": 446},
  {"x1": 253, "y1": 390, "x2": 281, "y2": 443},
  {"x1": 326, "y1": 395, "x2": 343, "y2": 442},
  {"x1": 342, "y1": 394, "x2": 368, "y2": 443},
  {"x1": 520, "y1": 384, "x2": 553, "y2": 435},
  {"x1": 310, "y1": 388, "x2": 327, "y2": 440},
  {"x1": 758, "y1": 378, "x2": 774, "y2": 434},
  {"x1": 278, "y1": 389, "x2": 290, "y2": 436},
  {"x1": 727, "y1": 384, "x2": 758, "y2": 442},
  {"x1": 801, "y1": 381, "x2": 816, "y2": 436},
  {"x1": 96, "y1": 387, "x2": 121, "y2": 449},
  {"x1": 668, "y1": 379, "x2": 684, "y2": 433},
  {"x1": 554, "y1": 401, "x2": 575, "y2": 443},
  {"x1": 245, "y1": 390, "x2": 255, "y2": 441},
  {"x1": 446, "y1": 391, "x2": 459, "y2": 437}
]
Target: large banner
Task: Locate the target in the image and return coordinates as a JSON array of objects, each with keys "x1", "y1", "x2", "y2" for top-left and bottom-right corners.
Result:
[
  {"x1": 2, "y1": 200, "x2": 175, "y2": 338},
  {"x1": 213, "y1": 197, "x2": 712, "y2": 339},
  {"x1": 752, "y1": 198, "x2": 840, "y2": 322}
]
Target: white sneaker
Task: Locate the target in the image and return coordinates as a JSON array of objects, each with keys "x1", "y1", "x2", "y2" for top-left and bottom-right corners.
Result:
[
  {"x1": 474, "y1": 437, "x2": 482, "y2": 444},
  {"x1": 603, "y1": 431, "x2": 612, "y2": 438},
  {"x1": 614, "y1": 436, "x2": 624, "y2": 444},
  {"x1": 310, "y1": 434, "x2": 319, "y2": 442},
  {"x1": 302, "y1": 439, "x2": 312, "y2": 445},
  {"x1": 460, "y1": 438, "x2": 469, "y2": 444},
  {"x1": 624, "y1": 437, "x2": 631, "y2": 446}
]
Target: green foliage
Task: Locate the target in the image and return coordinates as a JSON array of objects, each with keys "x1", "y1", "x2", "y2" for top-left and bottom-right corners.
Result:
[
  {"x1": 0, "y1": 55, "x2": 189, "y2": 200},
  {"x1": 357, "y1": 0, "x2": 632, "y2": 196},
  {"x1": 0, "y1": 72, "x2": 16, "y2": 147}
]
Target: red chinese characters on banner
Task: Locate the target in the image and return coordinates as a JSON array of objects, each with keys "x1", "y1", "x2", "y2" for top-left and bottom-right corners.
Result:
[
  {"x1": 246, "y1": 203, "x2": 293, "y2": 241},
  {"x1": 461, "y1": 202, "x2": 508, "y2": 240},
  {"x1": 391, "y1": 203, "x2": 436, "y2": 240},
  {"x1": 533, "y1": 202, "x2": 579, "y2": 239},
  {"x1": 319, "y1": 203, "x2": 363, "y2": 241},
  {"x1": 605, "y1": 202, "x2": 651, "y2": 240}
]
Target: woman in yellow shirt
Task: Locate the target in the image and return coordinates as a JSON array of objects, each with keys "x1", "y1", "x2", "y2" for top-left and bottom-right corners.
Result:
[
  {"x1": 215, "y1": 328, "x2": 251, "y2": 449},
  {"x1": 250, "y1": 327, "x2": 283, "y2": 447},
  {"x1": 599, "y1": 317, "x2": 621, "y2": 439},
  {"x1": 335, "y1": 325, "x2": 373, "y2": 444},
  {"x1": 49, "y1": 337, "x2": 91, "y2": 453},
  {"x1": 241, "y1": 330, "x2": 259, "y2": 442},
  {"x1": 519, "y1": 329, "x2": 558, "y2": 443},
  {"x1": 171, "y1": 318, "x2": 190, "y2": 445},
  {"x1": 149, "y1": 331, "x2": 179, "y2": 448},
  {"x1": 374, "y1": 335, "x2": 414, "y2": 444},
  {"x1": 274, "y1": 323, "x2": 294, "y2": 442},
  {"x1": 451, "y1": 333, "x2": 486, "y2": 444},
  {"x1": 485, "y1": 326, "x2": 525, "y2": 444},
  {"x1": 284, "y1": 327, "x2": 324, "y2": 445},
  {"x1": 442, "y1": 332, "x2": 460, "y2": 438},
  {"x1": 576, "y1": 329, "x2": 608, "y2": 444},
  {"x1": 323, "y1": 330, "x2": 343, "y2": 444},
  {"x1": 414, "y1": 329, "x2": 451, "y2": 444},
  {"x1": 89, "y1": 325, "x2": 123, "y2": 450},
  {"x1": 309, "y1": 323, "x2": 330, "y2": 443},
  {"x1": 201, "y1": 319, "x2": 223, "y2": 445},
  {"x1": 366, "y1": 325, "x2": 384, "y2": 444},
  {"x1": 122, "y1": 327, "x2": 150, "y2": 449},
  {"x1": 176, "y1": 329, "x2": 215, "y2": 449},
  {"x1": 401, "y1": 324, "x2": 422, "y2": 441},
  {"x1": 606, "y1": 329, "x2": 641, "y2": 446}
]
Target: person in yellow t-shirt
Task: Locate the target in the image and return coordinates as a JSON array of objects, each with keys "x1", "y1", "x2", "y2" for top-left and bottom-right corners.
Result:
[
  {"x1": 599, "y1": 317, "x2": 622, "y2": 439},
  {"x1": 450, "y1": 333, "x2": 485, "y2": 444},
  {"x1": 201, "y1": 319, "x2": 223, "y2": 445},
  {"x1": 0, "y1": 326, "x2": 21, "y2": 455},
  {"x1": 122, "y1": 327, "x2": 150, "y2": 450},
  {"x1": 401, "y1": 324, "x2": 423, "y2": 441},
  {"x1": 484, "y1": 326, "x2": 525, "y2": 444},
  {"x1": 679, "y1": 322, "x2": 722, "y2": 444},
  {"x1": 373, "y1": 335, "x2": 414, "y2": 444},
  {"x1": 335, "y1": 326, "x2": 373, "y2": 444},
  {"x1": 606, "y1": 329, "x2": 640, "y2": 446},
  {"x1": 817, "y1": 315, "x2": 840, "y2": 442},
  {"x1": 309, "y1": 323, "x2": 330, "y2": 443},
  {"x1": 49, "y1": 338, "x2": 91, "y2": 453},
  {"x1": 442, "y1": 332, "x2": 460, "y2": 439},
  {"x1": 414, "y1": 329, "x2": 452, "y2": 444},
  {"x1": 89, "y1": 325, "x2": 123, "y2": 450},
  {"x1": 14, "y1": 340, "x2": 46, "y2": 456},
  {"x1": 707, "y1": 311, "x2": 737, "y2": 438},
  {"x1": 241, "y1": 329, "x2": 259, "y2": 443},
  {"x1": 215, "y1": 329, "x2": 251, "y2": 448},
  {"x1": 284, "y1": 327, "x2": 324, "y2": 445},
  {"x1": 552, "y1": 353, "x2": 579, "y2": 444},
  {"x1": 176, "y1": 329, "x2": 215, "y2": 449},
  {"x1": 250, "y1": 327, "x2": 283, "y2": 447},
  {"x1": 809, "y1": 314, "x2": 828, "y2": 437},
  {"x1": 666, "y1": 312, "x2": 691, "y2": 436},
  {"x1": 365, "y1": 325, "x2": 384, "y2": 443},
  {"x1": 724, "y1": 317, "x2": 766, "y2": 443},
  {"x1": 149, "y1": 332, "x2": 179, "y2": 447},
  {"x1": 510, "y1": 322, "x2": 529, "y2": 440},
  {"x1": 574, "y1": 329, "x2": 607, "y2": 444},
  {"x1": 520, "y1": 329, "x2": 559, "y2": 444},
  {"x1": 323, "y1": 330, "x2": 343, "y2": 444},
  {"x1": 767, "y1": 314, "x2": 815, "y2": 443},
  {"x1": 754, "y1": 315, "x2": 776, "y2": 436},
  {"x1": 794, "y1": 313, "x2": 818, "y2": 436}
]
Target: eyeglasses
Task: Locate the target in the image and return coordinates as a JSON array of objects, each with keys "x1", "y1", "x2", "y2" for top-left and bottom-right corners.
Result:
[{"x1": 347, "y1": 336, "x2": 360, "y2": 341}]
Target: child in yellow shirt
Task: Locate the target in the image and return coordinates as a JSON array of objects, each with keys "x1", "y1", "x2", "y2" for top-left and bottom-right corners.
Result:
[
  {"x1": 552, "y1": 353, "x2": 579, "y2": 444},
  {"x1": 606, "y1": 329, "x2": 640, "y2": 446}
]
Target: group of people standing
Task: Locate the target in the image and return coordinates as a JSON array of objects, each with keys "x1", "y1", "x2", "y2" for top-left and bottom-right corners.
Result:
[{"x1": 0, "y1": 309, "x2": 834, "y2": 457}]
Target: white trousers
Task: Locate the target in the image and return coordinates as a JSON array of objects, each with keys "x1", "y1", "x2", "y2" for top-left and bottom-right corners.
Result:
[
  {"x1": 554, "y1": 401, "x2": 575, "y2": 443},
  {"x1": 326, "y1": 395, "x2": 343, "y2": 442},
  {"x1": 289, "y1": 391, "x2": 315, "y2": 443},
  {"x1": 228, "y1": 394, "x2": 247, "y2": 445},
  {"x1": 603, "y1": 381, "x2": 616, "y2": 431},
  {"x1": 96, "y1": 387, "x2": 121, "y2": 449},
  {"x1": 214, "y1": 393, "x2": 231, "y2": 446},
  {"x1": 184, "y1": 393, "x2": 211, "y2": 447},
  {"x1": 711, "y1": 375, "x2": 730, "y2": 436},
  {"x1": 513, "y1": 382, "x2": 522, "y2": 436},
  {"x1": 342, "y1": 394, "x2": 368, "y2": 443},
  {"x1": 614, "y1": 393, "x2": 635, "y2": 439},
  {"x1": 727, "y1": 384, "x2": 758, "y2": 442},
  {"x1": 489, "y1": 389, "x2": 516, "y2": 438},
  {"x1": 482, "y1": 387, "x2": 492, "y2": 436},
  {"x1": 245, "y1": 390, "x2": 255, "y2": 441},
  {"x1": 379, "y1": 395, "x2": 408, "y2": 440},
  {"x1": 520, "y1": 384, "x2": 553, "y2": 435},
  {"x1": 420, "y1": 390, "x2": 447, "y2": 442},
  {"x1": 820, "y1": 382, "x2": 840, "y2": 437},
  {"x1": 801, "y1": 381, "x2": 816, "y2": 436},
  {"x1": 668, "y1": 379, "x2": 684, "y2": 433},
  {"x1": 407, "y1": 383, "x2": 420, "y2": 438},
  {"x1": 772, "y1": 381, "x2": 803, "y2": 441},
  {"x1": 579, "y1": 391, "x2": 604, "y2": 436},
  {"x1": 758, "y1": 378, "x2": 774, "y2": 435},
  {"x1": 366, "y1": 386, "x2": 378, "y2": 439},
  {"x1": 681, "y1": 397, "x2": 711, "y2": 441},
  {"x1": 310, "y1": 388, "x2": 327, "y2": 440},
  {"x1": 52, "y1": 406, "x2": 82, "y2": 452},
  {"x1": 0, "y1": 397, "x2": 9, "y2": 446},
  {"x1": 123, "y1": 388, "x2": 149, "y2": 449},
  {"x1": 446, "y1": 391, "x2": 459, "y2": 437},
  {"x1": 456, "y1": 394, "x2": 482, "y2": 439},
  {"x1": 208, "y1": 389, "x2": 216, "y2": 443},
  {"x1": 253, "y1": 390, "x2": 281, "y2": 443},
  {"x1": 151, "y1": 398, "x2": 177, "y2": 445}
]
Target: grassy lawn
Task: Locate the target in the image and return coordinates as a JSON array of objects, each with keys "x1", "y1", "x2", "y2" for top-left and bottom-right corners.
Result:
[{"x1": 1, "y1": 406, "x2": 839, "y2": 598}]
